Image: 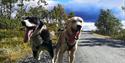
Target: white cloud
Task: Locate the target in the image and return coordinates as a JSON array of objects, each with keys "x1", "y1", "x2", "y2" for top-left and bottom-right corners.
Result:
[
  {"x1": 82, "y1": 22, "x2": 97, "y2": 31},
  {"x1": 44, "y1": 0, "x2": 58, "y2": 10},
  {"x1": 73, "y1": 0, "x2": 100, "y2": 4},
  {"x1": 82, "y1": 20, "x2": 125, "y2": 31},
  {"x1": 11, "y1": 0, "x2": 58, "y2": 18},
  {"x1": 99, "y1": 0, "x2": 124, "y2": 9},
  {"x1": 64, "y1": 0, "x2": 124, "y2": 10}
]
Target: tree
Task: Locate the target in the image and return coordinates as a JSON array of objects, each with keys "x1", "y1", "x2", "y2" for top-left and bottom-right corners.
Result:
[
  {"x1": 50, "y1": 4, "x2": 68, "y2": 27},
  {"x1": 95, "y1": 9, "x2": 122, "y2": 35},
  {"x1": 68, "y1": 12, "x2": 75, "y2": 18},
  {"x1": 1, "y1": 0, "x2": 18, "y2": 18},
  {"x1": 0, "y1": 0, "x2": 2, "y2": 15}
]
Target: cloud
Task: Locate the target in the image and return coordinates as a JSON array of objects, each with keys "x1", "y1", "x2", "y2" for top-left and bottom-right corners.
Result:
[
  {"x1": 44, "y1": 0, "x2": 58, "y2": 10},
  {"x1": 11, "y1": 0, "x2": 124, "y2": 21},
  {"x1": 23, "y1": 0, "x2": 59, "y2": 10},
  {"x1": 11, "y1": 0, "x2": 58, "y2": 18},
  {"x1": 82, "y1": 22, "x2": 97, "y2": 31},
  {"x1": 62, "y1": 0, "x2": 124, "y2": 21},
  {"x1": 82, "y1": 20, "x2": 125, "y2": 31},
  {"x1": 72, "y1": 0, "x2": 100, "y2": 4},
  {"x1": 67, "y1": 0, "x2": 123, "y2": 8},
  {"x1": 64, "y1": 0, "x2": 124, "y2": 11}
]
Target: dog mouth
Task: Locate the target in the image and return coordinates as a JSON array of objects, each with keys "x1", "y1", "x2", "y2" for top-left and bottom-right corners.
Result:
[
  {"x1": 76, "y1": 25, "x2": 82, "y2": 31},
  {"x1": 24, "y1": 27, "x2": 35, "y2": 42}
]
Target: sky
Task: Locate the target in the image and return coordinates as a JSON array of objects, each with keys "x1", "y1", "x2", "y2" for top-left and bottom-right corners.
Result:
[
  {"x1": 47, "y1": 0, "x2": 125, "y2": 22},
  {"x1": 11, "y1": 0, "x2": 125, "y2": 31},
  {"x1": 45, "y1": 0, "x2": 125, "y2": 31}
]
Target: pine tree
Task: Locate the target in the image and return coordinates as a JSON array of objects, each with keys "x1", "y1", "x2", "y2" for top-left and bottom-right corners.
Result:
[
  {"x1": 68, "y1": 12, "x2": 75, "y2": 18},
  {"x1": 95, "y1": 9, "x2": 122, "y2": 35},
  {"x1": 1, "y1": 0, "x2": 18, "y2": 18}
]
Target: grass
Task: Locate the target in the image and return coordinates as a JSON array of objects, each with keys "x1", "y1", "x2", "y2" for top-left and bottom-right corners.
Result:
[
  {"x1": 93, "y1": 33, "x2": 111, "y2": 38},
  {"x1": 0, "y1": 29, "x2": 32, "y2": 62}
]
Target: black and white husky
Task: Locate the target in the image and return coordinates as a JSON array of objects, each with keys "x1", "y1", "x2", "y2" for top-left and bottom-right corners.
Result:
[{"x1": 21, "y1": 16, "x2": 54, "y2": 62}]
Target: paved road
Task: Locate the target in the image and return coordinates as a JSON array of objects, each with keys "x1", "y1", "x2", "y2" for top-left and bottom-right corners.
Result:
[
  {"x1": 19, "y1": 32, "x2": 125, "y2": 63},
  {"x1": 74, "y1": 32, "x2": 125, "y2": 63}
]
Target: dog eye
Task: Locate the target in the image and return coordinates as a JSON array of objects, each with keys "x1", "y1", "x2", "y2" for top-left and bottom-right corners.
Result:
[
  {"x1": 79, "y1": 20, "x2": 82, "y2": 23},
  {"x1": 72, "y1": 20, "x2": 76, "y2": 23}
]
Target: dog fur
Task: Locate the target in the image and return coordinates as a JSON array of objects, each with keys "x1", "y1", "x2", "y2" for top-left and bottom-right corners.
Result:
[
  {"x1": 21, "y1": 16, "x2": 54, "y2": 60},
  {"x1": 54, "y1": 16, "x2": 84, "y2": 63}
]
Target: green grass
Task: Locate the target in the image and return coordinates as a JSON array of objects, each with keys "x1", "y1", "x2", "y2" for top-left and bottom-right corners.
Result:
[{"x1": 0, "y1": 29, "x2": 31, "y2": 62}]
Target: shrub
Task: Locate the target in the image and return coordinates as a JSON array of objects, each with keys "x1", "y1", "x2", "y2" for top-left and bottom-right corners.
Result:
[{"x1": 0, "y1": 17, "x2": 21, "y2": 29}]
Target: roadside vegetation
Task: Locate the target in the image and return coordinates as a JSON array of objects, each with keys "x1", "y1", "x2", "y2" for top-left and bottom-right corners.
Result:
[
  {"x1": 0, "y1": 0, "x2": 75, "y2": 62},
  {"x1": 95, "y1": 9, "x2": 125, "y2": 41}
]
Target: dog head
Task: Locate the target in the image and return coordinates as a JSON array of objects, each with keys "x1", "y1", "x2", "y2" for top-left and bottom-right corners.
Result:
[
  {"x1": 21, "y1": 16, "x2": 44, "y2": 42},
  {"x1": 66, "y1": 16, "x2": 84, "y2": 32}
]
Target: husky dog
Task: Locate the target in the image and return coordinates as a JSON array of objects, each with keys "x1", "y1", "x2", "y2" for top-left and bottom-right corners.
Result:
[
  {"x1": 21, "y1": 16, "x2": 54, "y2": 61},
  {"x1": 54, "y1": 16, "x2": 84, "y2": 63}
]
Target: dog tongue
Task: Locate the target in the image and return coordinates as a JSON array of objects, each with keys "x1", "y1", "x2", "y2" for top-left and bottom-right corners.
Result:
[
  {"x1": 24, "y1": 29, "x2": 32, "y2": 42},
  {"x1": 75, "y1": 31, "x2": 80, "y2": 39},
  {"x1": 68, "y1": 31, "x2": 80, "y2": 45}
]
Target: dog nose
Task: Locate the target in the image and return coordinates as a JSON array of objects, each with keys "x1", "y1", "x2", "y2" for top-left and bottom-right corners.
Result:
[{"x1": 77, "y1": 25, "x2": 82, "y2": 28}]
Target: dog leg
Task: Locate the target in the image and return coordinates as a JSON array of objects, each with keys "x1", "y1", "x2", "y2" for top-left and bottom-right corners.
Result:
[
  {"x1": 68, "y1": 51, "x2": 70, "y2": 63},
  {"x1": 57, "y1": 44, "x2": 67, "y2": 63},
  {"x1": 57, "y1": 49, "x2": 65, "y2": 63},
  {"x1": 69, "y1": 47, "x2": 76, "y2": 63},
  {"x1": 33, "y1": 50, "x2": 38, "y2": 59},
  {"x1": 54, "y1": 47, "x2": 60, "y2": 63}
]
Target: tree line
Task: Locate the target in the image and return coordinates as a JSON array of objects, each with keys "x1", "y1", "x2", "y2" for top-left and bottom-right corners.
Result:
[{"x1": 95, "y1": 9, "x2": 125, "y2": 41}]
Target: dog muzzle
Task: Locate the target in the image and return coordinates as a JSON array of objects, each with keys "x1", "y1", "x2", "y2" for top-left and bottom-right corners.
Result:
[{"x1": 76, "y1": 25, "x2": 82, "y2": 31}]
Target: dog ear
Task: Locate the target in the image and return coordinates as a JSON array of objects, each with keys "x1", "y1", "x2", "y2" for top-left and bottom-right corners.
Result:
[
  {"x1": 65, "y1": 19, "x2": 72, "y2": 29},
  {"x1": 65, "y1": 19, "x2": 74, "y2": 35}
]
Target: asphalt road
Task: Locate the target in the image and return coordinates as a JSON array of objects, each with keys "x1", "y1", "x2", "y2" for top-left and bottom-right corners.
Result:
[
  {"x1": 19, "y1": 32, "x2": 125, "y2": 63},
  {"x1": 74, "y1": 32, "x2": 125, "y2": 63}
]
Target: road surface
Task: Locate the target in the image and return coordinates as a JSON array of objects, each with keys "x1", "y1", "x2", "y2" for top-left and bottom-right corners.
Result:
[
  {"x1": 74, "y1": 32, "x2": 125, "y2": 63},
  {"x1": 19, "y1": 32, "x2": 125, "y2": 63}
]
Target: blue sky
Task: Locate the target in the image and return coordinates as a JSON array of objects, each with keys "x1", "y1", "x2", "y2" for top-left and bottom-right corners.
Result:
[
  {"x1": 12, "y1": 0, "x2": 125, "y2": 31},
  {"x1": 49, "y1": 0, "x2": 125, "y2": 22},
  {"x1": 11, "y1": 0, "x2": 125, "y2": 31},
  {"x1": 12, "y1": 0, "x2": 125, "y2": 22},
  {"x1": 45, "y1": 0, "x2": 125, "y2": 31}
]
